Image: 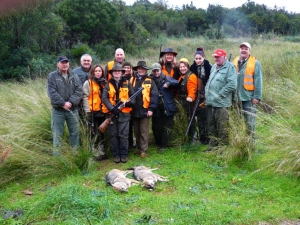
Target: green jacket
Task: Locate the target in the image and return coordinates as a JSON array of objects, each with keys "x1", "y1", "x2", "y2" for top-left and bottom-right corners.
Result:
[
  {"x1": 236, "y1": 57, "x2": 263, "y2": 101},
  {"x1": 205, "y1": 60, "x2": 237, "y2": 107}
]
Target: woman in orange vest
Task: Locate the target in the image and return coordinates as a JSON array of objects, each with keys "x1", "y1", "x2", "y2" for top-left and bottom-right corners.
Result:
[
  {"x1": 82, "y1": 64, "x2": 107, "y2": 161},
  {"x1": 102, "y1": 63, "x2": 135, "y2": 163},
  {"x1": 176, "y1": 58, "x2": 198, "y2": 143},
  {"x1": 159, "y1": 48, "x2": 180, "y2": 79}
]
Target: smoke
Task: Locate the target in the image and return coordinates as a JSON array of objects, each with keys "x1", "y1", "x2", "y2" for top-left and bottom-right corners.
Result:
[{"x1": 0, "y1": 0, "x2": 39, "y2": 13}]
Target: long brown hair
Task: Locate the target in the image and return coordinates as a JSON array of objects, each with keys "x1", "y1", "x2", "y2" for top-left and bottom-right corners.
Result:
[{"x1": 90, "y1": 64, "x2": 104, "y2": 78}]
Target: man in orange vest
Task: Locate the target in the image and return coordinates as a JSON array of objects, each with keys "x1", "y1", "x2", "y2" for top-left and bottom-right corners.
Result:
[
  {"x1": 130, "y1": 61, "x2": 159, "y2": 158},
  {"x1": 233, "y1": 42, "x2": 263, "y2": 141},
  {"x1": 104, "y1": 48, "x2": 126, "y2": 81}
]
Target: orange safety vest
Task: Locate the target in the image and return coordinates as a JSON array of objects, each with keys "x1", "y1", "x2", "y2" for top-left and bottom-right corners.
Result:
[
  {"x1": 130, "y1": 76, "x2": 151, "y2": 109},
  {"x1": 88, "y1": 79, "x2": 103, "y2": 112},
  {"x1": 106, "y1": 61, "x2": 114, "y2": 81},
  {"x1": 103, "y1": 80, "x2": 132, "y2": 114},
  {"x1": 233, "y1": 55, "x2": 256, "y2": 91},
  {"x1": 162, "y1": 65, "x2": 174, "y2": 77}
]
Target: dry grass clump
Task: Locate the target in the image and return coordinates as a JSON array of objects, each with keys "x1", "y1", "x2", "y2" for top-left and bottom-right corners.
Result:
[
  {"x1": 170, "y1": 100, "x2": 190, "y2": 146},
  {"x1": 0, "y1": 79, "x2": 95, "y2": 187},
  {"x1": 0, "y1": 144, "x2": 11, "y2": 164}
]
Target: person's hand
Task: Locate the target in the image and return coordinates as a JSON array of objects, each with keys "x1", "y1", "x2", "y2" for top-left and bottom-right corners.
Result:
[
  {"x1": 163, "y1": 82, "x2": 170, "y2": 88},
  {"x1": 186, "y1": 97, "x2": 193, "y2": 102},
  {"x1": 111, "y1": 108, "x2": 120, "y2": 115},
  {"x1": 86, "y1": 112, "x2": 91, "y2": 121},
  {"x1": 147, "y1": 111, "x2": 153, "y2": 117},
  {"x1": 125, "y1": 102, "x2": 133, "y2": 107},
  {"x1": 252, "y1": 99, "x2": 259, "y2": 105},
  {"x1": 63, "y1": 102, "x2": 72, "y2": 110}
]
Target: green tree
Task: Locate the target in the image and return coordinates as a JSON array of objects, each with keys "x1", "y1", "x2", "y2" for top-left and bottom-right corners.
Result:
[
  {"x1": 0, "y1": 0, "x2": 62, "y2": 80},
  {"x1": 206, "y1": 4, "x2": 224, "y2": 26},
  {"x1": 274, "y1": 13, "x2": 289, "y2": 35},
  {"x1": 56, "y1": 0, "x2": 119, "y2": 45}
]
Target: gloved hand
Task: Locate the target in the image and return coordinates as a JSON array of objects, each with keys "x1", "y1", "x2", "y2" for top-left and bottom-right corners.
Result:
[
  {"x1": 86, "y1": 112, "x2": 92, "y2": 121},
  {"x1": 125, "y1": 102, "x2": 133, "y2": 107},
  {"x1": 186, "y1": 97, "x2": 193, "y2": 102},
  {"x1": 111, "y1": 108, "x2": 120, "y2": 115}
]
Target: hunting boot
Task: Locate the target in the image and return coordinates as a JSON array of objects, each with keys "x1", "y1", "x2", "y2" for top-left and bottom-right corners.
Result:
[{"x1": 93, "y1": 144, "x2": 108, "y2": 161}]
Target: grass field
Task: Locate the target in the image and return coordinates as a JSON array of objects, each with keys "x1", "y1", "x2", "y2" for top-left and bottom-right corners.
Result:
[{"x1": 0, "y1": 37, "x2": 300, "y2": 224}]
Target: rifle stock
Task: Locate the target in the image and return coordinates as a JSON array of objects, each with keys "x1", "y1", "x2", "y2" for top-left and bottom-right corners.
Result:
[{"x1": 99, "y1": 116, "x2": 112, "y2": 133}]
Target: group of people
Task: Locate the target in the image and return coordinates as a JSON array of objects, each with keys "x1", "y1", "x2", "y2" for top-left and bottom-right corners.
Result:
[{"x1": 47, "y1": 42, "x2": 263, "y2": 163}]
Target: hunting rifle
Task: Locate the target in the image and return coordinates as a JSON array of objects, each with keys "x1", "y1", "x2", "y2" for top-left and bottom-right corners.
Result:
[
  {"x1": 185, "y1": 76, "x2": 204, "y2": 136},
  {"x1": 99, "y1": 87, "x2": 144, "y2": 133}
]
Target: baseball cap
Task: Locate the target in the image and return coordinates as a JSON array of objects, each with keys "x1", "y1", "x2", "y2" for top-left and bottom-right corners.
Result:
[
  {"x1": 212, "y1": 49, "x2": 226, "y2": 57},
  {"x1": 151, "y1": 63, "x2": 162, "y2": 70},
  {"x1": 57, "y1": 56, "x2": 69, "y2": 62},
  {"x1": 240, "y1": 42, "x2": 251, "y2": 49}
]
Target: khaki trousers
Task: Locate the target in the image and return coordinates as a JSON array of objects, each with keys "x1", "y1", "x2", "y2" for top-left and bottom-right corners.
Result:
[{"x1": 133, "y1": 117, "x2": 150, "y2": 153}]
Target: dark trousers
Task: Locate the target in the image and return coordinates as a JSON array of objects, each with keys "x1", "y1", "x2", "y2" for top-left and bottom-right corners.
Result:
[
  {"x1": 128, "y1": 119, "x2": 134, "y2": 146},
  {"x1": 90, "y1": 116, "x2": 105, "y2": 148},
  {"x1": 206, "y1": 106, "x2": 229, "y2": 147},
  {"x1": 152, "y1": 114, "x2": 174, "y2": 148},
  {"x1": 196, "y1": 106, "x2": 209, "y2": 144},
  {"x1": 108, "y1": 118, "x2": 130, "y2": 158}
]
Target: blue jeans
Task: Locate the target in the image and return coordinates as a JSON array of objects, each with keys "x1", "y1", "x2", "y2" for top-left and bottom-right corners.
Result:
[
  {"x1": 242, "y1": 101, "x2": 256, "y2": 139},
  {"x1": 51, "y1": 108, "x2": 80, "y2": 155}
]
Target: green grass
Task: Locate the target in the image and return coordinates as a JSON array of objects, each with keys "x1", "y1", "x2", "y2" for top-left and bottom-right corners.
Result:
[
  {"x1": 1, "y1": 37, "x2": 300, "y2": 224},
  {"x1": 1, "y1": 146, "x2": 299, "y2": 224}
]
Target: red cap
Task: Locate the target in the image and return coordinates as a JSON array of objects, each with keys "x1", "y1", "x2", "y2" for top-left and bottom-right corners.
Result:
[{"x1": 212, "y1": 49, "x2": 226, "y2": 57}]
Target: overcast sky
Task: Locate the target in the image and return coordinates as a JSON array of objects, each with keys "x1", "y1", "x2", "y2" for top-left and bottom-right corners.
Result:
[{"x1": 123, "y1": 0, "x2": 299, "y2": 13}]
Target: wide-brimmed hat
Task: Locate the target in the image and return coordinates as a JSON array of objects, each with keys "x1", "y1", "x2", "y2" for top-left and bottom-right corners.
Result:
[
  {"x1": 133, "y1": 61, "x2": 150, "y2": 70},
  {"x1": 108, "y1": 63, "x2": 125, "y2": 73},
  {"x1": 160, "y1": 48, "x2": 177, "y2": 58}
]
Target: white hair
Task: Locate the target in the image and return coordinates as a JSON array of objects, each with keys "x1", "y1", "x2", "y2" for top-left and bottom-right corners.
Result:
[{"x1": 80, "y1": 54, "x2": 92, "y2": 61}]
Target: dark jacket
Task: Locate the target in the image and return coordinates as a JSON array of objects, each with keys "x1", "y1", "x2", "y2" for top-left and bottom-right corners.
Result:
[
  {"x1": 151, "y1": 73, "x2": 178, "y2": 117},
  {"x1": 47, "y1": 69, "x2": 83, "y2": 111},
  {"x1": 73, "y1": 66, "x2": 91, "y2": 86},
  {"x1": 131, "y1": 73, "x2": 159, "y2": 118},
  {"x1": 189, "y1": 59, "x2": 212, "y2": 88}
]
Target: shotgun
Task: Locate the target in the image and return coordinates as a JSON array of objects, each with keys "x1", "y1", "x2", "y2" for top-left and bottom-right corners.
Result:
[
  {"x1": 99, "y1": 87, "x2": 144, "y2": 133},
  {"x1": 185, "y1": 77, "x2": 203, "y2": 136},
  {"x1": 159, "y1": 44, "x2": 162, "y2": 61}
]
